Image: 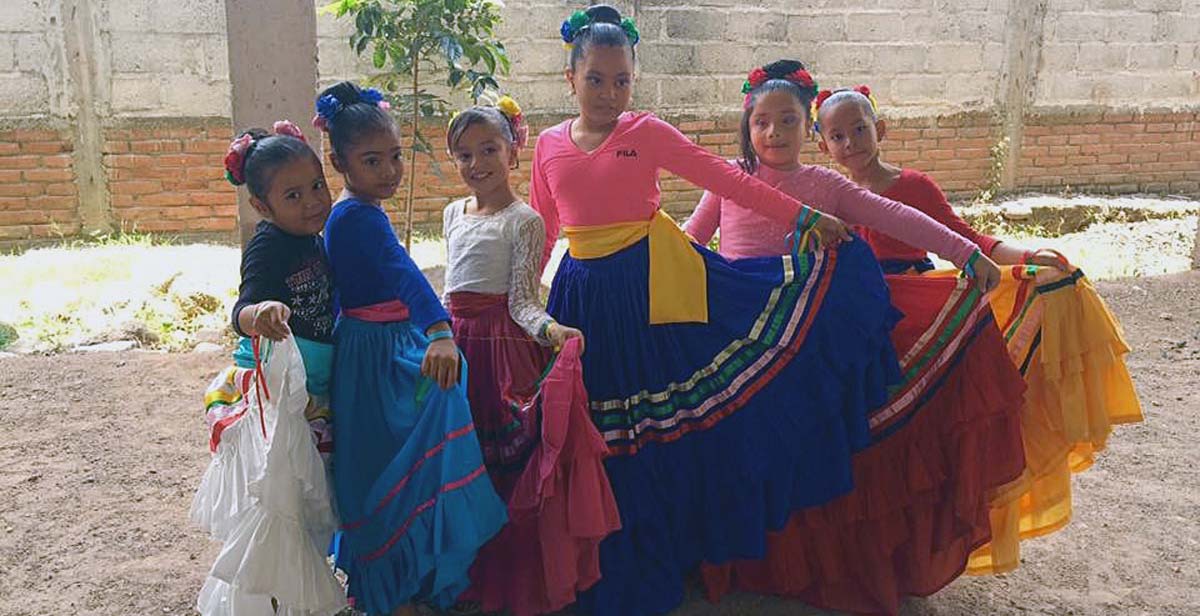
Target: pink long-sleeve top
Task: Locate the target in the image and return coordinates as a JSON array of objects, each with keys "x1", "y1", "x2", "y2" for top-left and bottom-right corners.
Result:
[
  {"x1": 684, "y1": 163, "x2": 978, "y2": 267},
  {"x1": 530, "y1": 112, "x2": 816, "y2": 267}
]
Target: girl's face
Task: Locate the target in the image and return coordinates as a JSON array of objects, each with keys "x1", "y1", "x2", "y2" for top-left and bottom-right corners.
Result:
[
  {"x1": 748, "y1": 89, "x2": 810, "y2": 170},
  {"x1": 449, "y1": 121, "x2": 517, "y2": 198},
  {"x1": 566, "y1": 45, "x2": 634, "y2": 127},
  {"x1": 333, "y1": 123, "x2": 405, "y2": 202},
  {"x1": 250, "y1": 155, "x2": 332, "y2": 236},
  {"x1": 817, "y1": 98, "x2": 885, "y2": 175}
]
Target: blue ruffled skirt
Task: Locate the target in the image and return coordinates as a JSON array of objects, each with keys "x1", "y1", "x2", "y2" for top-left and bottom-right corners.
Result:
[
  {"x1": 546, "y1": 237, "x2": 902, "y2": 616},
  {"x1": 331, "y1": 317, "x2": 507, "y2": 613}
]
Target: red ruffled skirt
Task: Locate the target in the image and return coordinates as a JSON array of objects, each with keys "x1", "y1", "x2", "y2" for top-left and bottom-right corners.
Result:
[
  {"x1": 700, "y1": 274, "x2": 1028, "y2": 615},
  {"x1": 449, "y1": 292, "x2": 621, "y2": 616}
]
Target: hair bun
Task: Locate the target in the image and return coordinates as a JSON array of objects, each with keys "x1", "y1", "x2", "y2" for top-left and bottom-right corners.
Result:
[
  {"x1": 586, "y1": 4, "x2": 623, "y2": 25},
  {"x1": 764, "y1": 59, "x2": 804, "y2": 80}
]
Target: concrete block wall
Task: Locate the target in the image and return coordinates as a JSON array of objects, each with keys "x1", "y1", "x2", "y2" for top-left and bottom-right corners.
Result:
[{"x1": 1038, "y1": 0, "x2": 1200, "y2": 106}]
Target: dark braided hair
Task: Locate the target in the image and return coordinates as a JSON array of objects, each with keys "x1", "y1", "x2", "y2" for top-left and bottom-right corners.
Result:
[
  {"x1": 561, "y1": 4, "x2": 639, "y2": 70},
  {"x1": 738, "y1": 60, "x2": 819, "y2": 174}
]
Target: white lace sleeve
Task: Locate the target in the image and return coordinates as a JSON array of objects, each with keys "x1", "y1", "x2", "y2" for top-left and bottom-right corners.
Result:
[
  {"x1": 440, "y1": 201, "x2": 456, "y2": 311},
  {"x1": 509, "y1": 215, "x2": 555, "y2": 345}
]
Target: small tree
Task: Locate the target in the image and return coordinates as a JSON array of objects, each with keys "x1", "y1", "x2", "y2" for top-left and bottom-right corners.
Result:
[{"x1": 322, "y1": 0, "x2": 510, "y2": 248}]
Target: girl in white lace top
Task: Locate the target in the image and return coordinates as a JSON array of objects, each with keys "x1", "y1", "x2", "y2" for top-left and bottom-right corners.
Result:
[
  {"x1": 442, "y1": 195, "x2": 557, "y2": 344},
  {"x1": 443, "y1": 98, "x2": 608, "y2": 616}
]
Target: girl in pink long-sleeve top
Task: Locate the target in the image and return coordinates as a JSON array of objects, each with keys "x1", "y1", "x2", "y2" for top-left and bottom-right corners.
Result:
[
  {"x1": 529, "y1": 9, "x2": 999, "y2": 616},
  {"x1": 683, "y1": 62, "x2": 998, "y2": 284}
]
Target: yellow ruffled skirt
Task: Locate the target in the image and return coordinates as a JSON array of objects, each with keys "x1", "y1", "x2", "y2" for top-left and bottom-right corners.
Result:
[{"x1": 928, "y1": 265, "x2": 1142, "y2": 574}]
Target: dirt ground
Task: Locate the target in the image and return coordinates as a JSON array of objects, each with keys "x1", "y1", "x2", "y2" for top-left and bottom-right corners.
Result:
[{"x1": 1, "y1": 272, "x2": 1197, "y2": 616}]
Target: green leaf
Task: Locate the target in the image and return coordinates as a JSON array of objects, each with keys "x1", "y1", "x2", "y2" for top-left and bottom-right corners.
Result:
[
  {"x1": 481, "y1": 47, "x2": 495, "y2": 74},
  {"x1": 373, "y1": 44, "x2": 387, "y2": 69},
  {"x1": 354, "y1": 33, "x2": 370, "y2": 55},
  {"x1": 439, "y1": 36, "x2": 463, "y2": 64},
  {"x1": 355, "y1": 9, "x2": 373, "y2": 36}
]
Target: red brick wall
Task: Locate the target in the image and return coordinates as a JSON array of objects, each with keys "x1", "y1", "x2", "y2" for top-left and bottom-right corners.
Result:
[
  {"x1": 1, "y1": 108, "x2": 1197, "y2": 244},
  {"x1": 1018, "y1": 110, "x2": 1200, "y2": 195},
  {"x1": 104, "y1": 120, "x2": 237, "y2": 234},
  {"x1": 0, "y1": 127, "x2": 78, "y2": 241}
]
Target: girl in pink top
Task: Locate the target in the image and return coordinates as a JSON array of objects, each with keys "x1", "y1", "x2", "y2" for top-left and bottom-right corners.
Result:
[
  {"x1": 530, "y1": 7, "x2": 994, "y2": 616},
  {"x1": 683, "y1": 60, "x2": 1000, "y2": 289}
]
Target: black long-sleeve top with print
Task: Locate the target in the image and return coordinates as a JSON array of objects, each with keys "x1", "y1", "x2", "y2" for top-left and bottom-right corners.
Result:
[{"x1": 231, "y1": 220, "x2": 335, "y2": 343}]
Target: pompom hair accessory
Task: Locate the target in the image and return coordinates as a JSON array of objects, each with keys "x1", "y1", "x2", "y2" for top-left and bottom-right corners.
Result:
[
  {"x1": 223, "y1": 133, "x2": 254, "y2": 186},
  {"x1": 810, "y1": 89, "x2": 834, "y2": 133},
  {"x1": 224, "y1": 121, "x2": 310, "y2": 186},
  {"x1": 560, "y1": 10, "x2": 639, "y2": 49},
  {"x1": 560, "y1": 10, "x2": 591, "y2": 49},
  {"x1": 495, "y1": 95, "x2": 529, "y2": 149},
  {"x1": 271, "y1": 120, "x2": 307, "y2": 143},
  {"x1": 741, "y1": 64, "x2": 818, "y2": 110},
  {"x1": 311, "y1": 88, "x2": 390, "y2": 132},
  {"x1": 312, "y1": 93, "x2": 340, "y2": 132},
  {"x1": 852, "y1": 84, "x2": 879, "y2": 114}
]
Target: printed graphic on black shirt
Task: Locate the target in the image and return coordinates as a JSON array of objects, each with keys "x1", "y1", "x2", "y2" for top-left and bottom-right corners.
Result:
[{"x1": 286, "y1": 255, "x2": 334, "y2": 340}]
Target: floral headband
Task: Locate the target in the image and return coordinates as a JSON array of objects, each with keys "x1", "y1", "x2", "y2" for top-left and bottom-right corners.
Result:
[
  {"x1": 224, "y1": 120, "x2": 307, "y2": 187},
  {"x1": 311, "y1": 87, "x2": 391, "y2": 132},
  {"x1": 741, "y1": 65, "x2": 817, "y2": 110},
  {"x1": 560, "y1": 10, "x2": 640, "y2": 49},
  {"x1": 811, "y1": 85, "x2": 878, "y2": 133}
]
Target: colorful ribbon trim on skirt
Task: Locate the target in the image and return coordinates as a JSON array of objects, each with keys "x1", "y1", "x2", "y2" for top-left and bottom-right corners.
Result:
[{"x1": 564, "y1": 209, "x2": 708, "y2": 325}]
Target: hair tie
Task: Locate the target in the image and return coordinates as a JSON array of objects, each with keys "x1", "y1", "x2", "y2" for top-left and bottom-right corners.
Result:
[{"x1": 495, "y1": 95, "x2": 529, "y2": 149}]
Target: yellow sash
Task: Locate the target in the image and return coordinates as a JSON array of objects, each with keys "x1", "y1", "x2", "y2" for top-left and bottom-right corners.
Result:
[{"x1": 563, "y1": 210, "x2": 708, "y2": 325}]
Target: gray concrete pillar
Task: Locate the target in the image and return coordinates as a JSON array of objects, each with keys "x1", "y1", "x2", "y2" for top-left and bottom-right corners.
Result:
[
  {"x1": 997, "y1": 0, "x2": 1048, "y2": 192},
  {"x1": 224, "y1": 0, "x2": 320, "y2": 246}
]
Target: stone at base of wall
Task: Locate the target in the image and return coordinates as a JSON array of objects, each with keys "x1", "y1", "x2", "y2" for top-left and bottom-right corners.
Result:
[{"x1": 1, "y1": 107, "x2": 1197, "y2": 245}]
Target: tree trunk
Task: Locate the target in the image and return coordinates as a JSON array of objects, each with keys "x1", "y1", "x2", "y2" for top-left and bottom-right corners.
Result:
[
  {"x1": 1193, "y1": 216, "x2": 1200, "y2": 269},
  {"x1": 404, "y1": 58, "x2": 419, "y2": 251}
]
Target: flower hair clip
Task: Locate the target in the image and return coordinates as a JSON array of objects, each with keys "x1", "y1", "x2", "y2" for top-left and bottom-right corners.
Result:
[
  {"x1": 742, "y1": 64, "x2": 819, "y2": 110},
  {"x1": 560, "y1": 11, "x2": 639, "y2": 49},
  {"x1": 560, "y1": 10, "x2": 590, "y2": 49},
  {"x1": 271, "y1": 120, "x2": 307, "y2": 143},
  {"x1": 224, "y1": 133, "x2": 255, "y2": 186},
  {"x1": 810, "y1": 89, "x2": 834, "y2": 131},
  {"x1": 852, "y1": 84, "x2": 879, "y2": 114},
  {"x1": 495, "y1": 95, "x2": 529, "y2": 149},
  {"x1": 311, "y1": 87, "x2": 390, "y2": 132},
  {"x1": 224, "y1": 121, "x2": 310, "y2": 186},
  {"x1": 811, "y1": 85, "x2": 879, "y2": 133}
]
